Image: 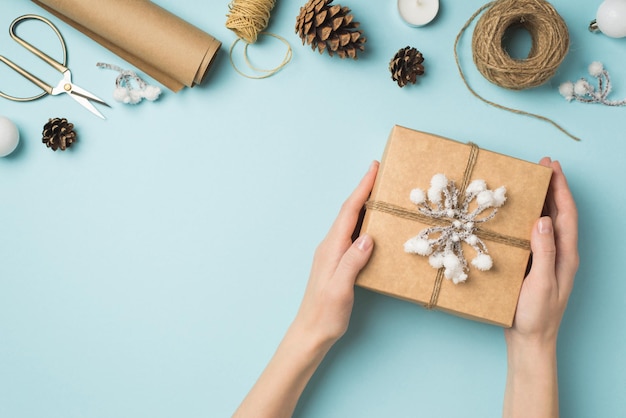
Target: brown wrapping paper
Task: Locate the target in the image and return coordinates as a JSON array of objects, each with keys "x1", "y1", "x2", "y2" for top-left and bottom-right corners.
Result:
[
  {"x1": 32, "y1": 0, "x2": 222, "y2": 92},
  {"x1": 356, "y1": 126, "x2": 552, "y2": 327}
]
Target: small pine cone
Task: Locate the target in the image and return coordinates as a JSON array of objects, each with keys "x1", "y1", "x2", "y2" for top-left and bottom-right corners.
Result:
[
  {"x1": 42, "y1": 118, "x2": 77, "y2": 151},
  {"x1": 295, "y1": 0, "x2": 366, "y2": 59},
  {"x1": 390, "y1": 46, "x2": 425, "y2": 88}
]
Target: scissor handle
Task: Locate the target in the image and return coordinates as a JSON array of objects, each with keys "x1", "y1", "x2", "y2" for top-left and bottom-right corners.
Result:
[
  {"x1": 0, "y1": 14, "x2": 68, "y2": 102},
  {"x1": 9, "y1": 14, "x2": 68, "y2": 73},
  {"x1": 0, "y1": 55, "x2": 53, "y2": 95}
]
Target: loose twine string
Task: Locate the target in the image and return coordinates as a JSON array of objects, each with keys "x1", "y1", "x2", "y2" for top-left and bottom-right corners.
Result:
[
  {"x1": 454, "y1": 0, "x2": 581, "y2": 141},
  {"x1": 225, "y1": 0, "x2": 292, "y2": 79},
  {"x1": 365, "y1": 143, "x2": 531, "y2": 310}
]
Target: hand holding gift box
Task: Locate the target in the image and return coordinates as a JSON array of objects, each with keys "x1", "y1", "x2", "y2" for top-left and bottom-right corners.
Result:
[
  {"x1": 234, "y1": 151, "x2": 579, "y2": 416},
  {"x1": 356, "y1": 126, "x2": 553, "y2": 327}
]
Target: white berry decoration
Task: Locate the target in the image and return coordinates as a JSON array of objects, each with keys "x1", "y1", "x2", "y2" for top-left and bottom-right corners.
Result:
[{"x1": 404, "y1": 174, "x2": 506, "y2": 284}]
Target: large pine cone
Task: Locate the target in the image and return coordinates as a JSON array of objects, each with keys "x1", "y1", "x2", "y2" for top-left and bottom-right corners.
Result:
[
  {"x1": 42, "y1": 117, "x2": 77, "y2": 151},
  {"x1": 390, "y1": 46, "x2": 425, "y2": 87},
  {"x1": 295, "y1": 0, "x2": 366, "y2": 59}
]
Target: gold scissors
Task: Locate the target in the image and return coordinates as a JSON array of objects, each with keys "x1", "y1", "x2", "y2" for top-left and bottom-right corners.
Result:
[{"x1": 0, "y1": 14, "x2": 109, "y2": 119}]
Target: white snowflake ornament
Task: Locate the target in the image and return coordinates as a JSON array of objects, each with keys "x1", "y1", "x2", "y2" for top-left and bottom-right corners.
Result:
[{"x1": 404, "y1": 174, "x2": 507, "y2": 284}]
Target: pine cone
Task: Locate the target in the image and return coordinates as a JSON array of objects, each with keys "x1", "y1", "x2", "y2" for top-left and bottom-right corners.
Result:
[
  {"x1": 389, "y1": 47, "x2": 425, "y2": 87},
  {"x1": 295, "y1": 0, "x2": 366, "y2": 59},
  {"x1": 42, "y1": 118, "x2": 77, "y2": 151}
]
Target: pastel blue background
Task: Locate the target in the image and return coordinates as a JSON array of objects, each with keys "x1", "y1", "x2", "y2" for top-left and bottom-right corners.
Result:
[{"x1": 1, "y1": 0, "x2": 624, "y2": 417}]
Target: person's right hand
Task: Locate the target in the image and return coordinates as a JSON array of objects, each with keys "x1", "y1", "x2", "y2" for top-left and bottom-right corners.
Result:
[
  {"x1": 505, "y1": 157, "x2": 579, "y2": 346},
  {"x1": 502, "y1": 157, "x2": 579, "y2": 418}
]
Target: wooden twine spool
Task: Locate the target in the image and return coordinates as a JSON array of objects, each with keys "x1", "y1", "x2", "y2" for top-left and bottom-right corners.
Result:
[
  {"x1": 472, "y1": 0, "x2": 569, "y2": 90},
  {"x1": 225, "y1": 0, "x2": 291, "y2": 79},
  {"x1": 455, "y1": 0, "x2": 580, "y2": 141}
]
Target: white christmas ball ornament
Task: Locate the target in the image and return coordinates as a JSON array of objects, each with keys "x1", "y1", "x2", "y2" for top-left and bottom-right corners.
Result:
[
  {"x1": 0, "y1": 116, "x2": 19, "y2": 157},
  {"x1": 595, "y1": 0, "x2": 626, "y2": 38}
]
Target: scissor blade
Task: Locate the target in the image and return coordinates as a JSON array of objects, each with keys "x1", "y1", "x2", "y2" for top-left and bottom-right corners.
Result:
[
  {"x1": 69, "y1": 86, "x2": 110, "y2": 107},
  {"x1": 67, "y1": 91, "x2": 106, "y2": 119}
]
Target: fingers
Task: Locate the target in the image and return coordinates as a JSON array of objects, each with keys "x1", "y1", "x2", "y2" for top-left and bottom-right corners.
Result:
[
  {"x1": 327, "y1": 161, "x2": 379, "y2": 242},
  {"x1": 548, "y1": 161, "x2": 578, "y2": 246},
  {"x1": 333, "y1": 234, "x2": 374, "y2": 287},
  {"x1": 538, "y1": 158, "x2": 579, "y2": 296},
  {"x1": 547, "y1": 161, "x2": 579, "y2": 294},
  {"x1": 527, "y1": 217, "x2": 557, "y2": 288},
  {"x1": 539, "y1": 156, "x2": 552, "y2": 167},
  {"x1": 539, "y1": 157, "x2": 556, "y2": 218}
]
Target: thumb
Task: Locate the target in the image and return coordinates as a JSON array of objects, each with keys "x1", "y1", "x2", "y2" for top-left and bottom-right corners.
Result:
[
  {"x1": 333, "y1": 234, "x2": 374, "y2": 286},
  {"x1": 527, "y1": 217, "x2": 556, "y2": 280}
]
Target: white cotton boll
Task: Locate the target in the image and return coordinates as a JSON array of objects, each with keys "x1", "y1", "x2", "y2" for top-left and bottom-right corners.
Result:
[
  {"x1": 410, "y1": 188, "x2": 426, "y2": 204},
  {"x1": 445, "y1": 267, "x2": 465, "y2": 281},
  {"x1": 574, "y1": 79, "x2": 590, "y2": 96},
  {"x1": 466, "y1": 234, "x2": 478, "y2": 246},
  {"x1": 443, "y1": 253, "x2": 461, "y2": 273},
  {"x1": 452, "y1": 273, "x2": 468, "y2": 284},
  {"x1": 476, "y1": 190, "x2": 495, "y2": 207},
  {"x1": 430, "y1": 173, "x2": 448, "y2": 191},
  {"x1": 466, "y1": 179, "x2": 486, "y2": 195},
  {"x1": 558, "y1": 82, "x2": 574, "y2": 101},
  {"x1": 493, "y1": 186, "x2": 507, "y2": 207},
  {"x1": 429, "y1": 253, "x2": 445, "y2": 269},
  {"x1": 113, "y1": 87, "x2": 130, "y2": 103},
  {"x1": 404, "y1": 237, "x2": 432, "y2": 256},
  {"x1": 143, "y1": 85, "x2": 161, "y2": 101},
  {"x1": 588, "y1": 61, "x2": 604, "y2": 77},
  {"x1": 472, "y1": 253, "x2": 493, "y2": 271},
  {"x1": 428, "y1": 187, "x2": 442, "y2": 204},
  {"x1": 128, "y1": 89, "x2": 143, "y2": 104}
]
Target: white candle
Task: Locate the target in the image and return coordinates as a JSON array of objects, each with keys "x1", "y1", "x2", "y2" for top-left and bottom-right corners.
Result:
[{"x1": 398, "y1": 0, "x2": 440, "y2": 27}]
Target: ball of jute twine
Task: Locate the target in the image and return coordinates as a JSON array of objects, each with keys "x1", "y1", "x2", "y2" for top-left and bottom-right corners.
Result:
[
  {"x1": 472, "y1": 0, "x2": 569, "y2": 90},
  {"x1": 225, "y1": 0, "x2": 292, "y2": 79},
  {"x1": 455, "y1": 0, "x2": 581, "y2": 141}
]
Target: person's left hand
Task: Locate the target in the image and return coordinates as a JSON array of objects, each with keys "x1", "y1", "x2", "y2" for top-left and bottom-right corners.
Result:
[{"x1": 292, "y1": 161, "x2": 379, "y2": 350}]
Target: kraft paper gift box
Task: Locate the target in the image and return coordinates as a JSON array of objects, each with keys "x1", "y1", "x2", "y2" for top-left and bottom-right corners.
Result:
[{"x1": 356, "y1": 126, "x2": 552, "y2": 327}]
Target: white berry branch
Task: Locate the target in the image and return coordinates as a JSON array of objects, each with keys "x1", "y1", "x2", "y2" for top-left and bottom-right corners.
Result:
[{"x1": 559, "y1": 62, "x2": 626, "y2": 106}]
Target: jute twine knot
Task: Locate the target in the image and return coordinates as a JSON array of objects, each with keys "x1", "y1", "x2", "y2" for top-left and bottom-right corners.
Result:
[
  {"x1": 226, "y1": 0, "x2": 275, "y2": 44},
  {"x1": 472, "y1": 0, "x2": 569, "y2": 90}
]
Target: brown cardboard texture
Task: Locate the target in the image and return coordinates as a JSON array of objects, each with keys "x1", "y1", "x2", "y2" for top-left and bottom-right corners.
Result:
[
  {"x1": 356, "y1": 126, "x2": 552, "y2": 327},
  {"x1": 33, "y1": 0, "x2": 221, "y2": 92}
]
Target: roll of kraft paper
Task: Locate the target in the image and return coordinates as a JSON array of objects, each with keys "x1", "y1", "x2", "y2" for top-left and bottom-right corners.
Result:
[{"x1": 32, "y1": 0, "x2": 222, "y2": 92}]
